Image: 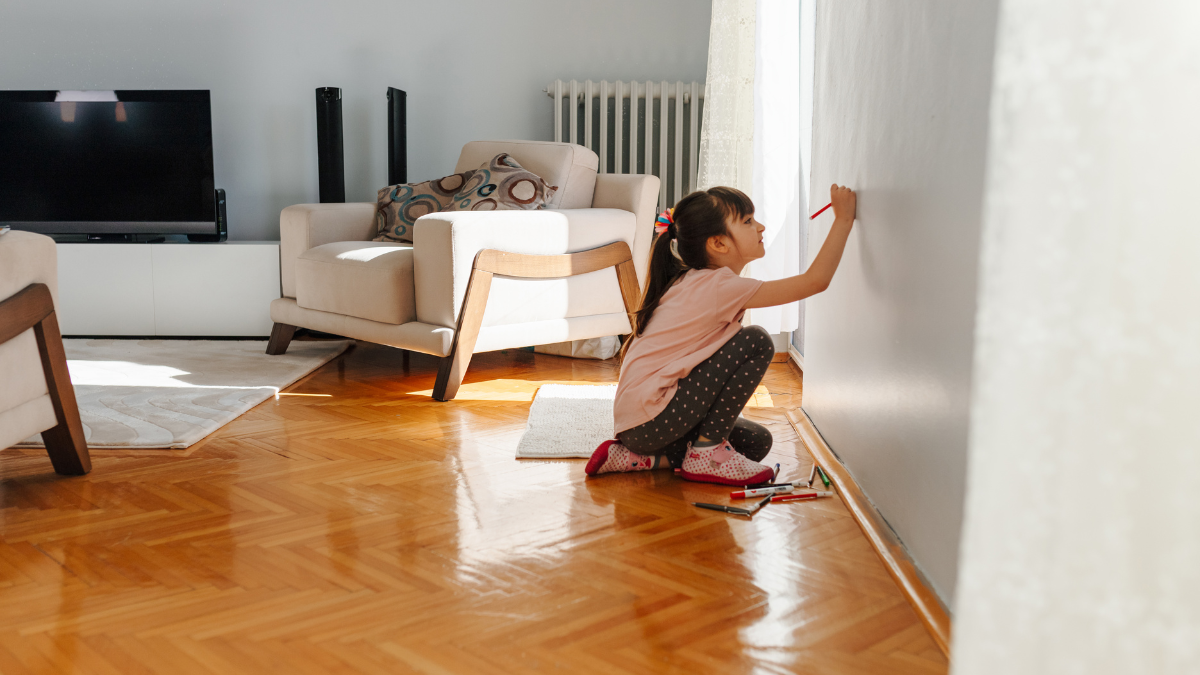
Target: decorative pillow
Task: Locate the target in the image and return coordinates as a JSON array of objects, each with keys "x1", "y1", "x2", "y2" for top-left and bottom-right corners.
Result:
[
  {"x1": 373, "y1": 170, "x2": 475, "y2": 243},
  {"x1": 444, "y1": 153, "x2": 557, "y2": 213}
]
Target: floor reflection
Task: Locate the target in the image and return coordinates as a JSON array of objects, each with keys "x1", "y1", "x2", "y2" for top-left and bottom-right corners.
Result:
[
  {"x1": 0, "y1": 343, "x2": 947, "y2": 674},
  {"x1": 407, "y1": 378, "x2": 607, "y2": 402},
  {"x1": 452, "y1": 445, "x2": 580, "y2": 585},
  {"x1": 733, "y1": 510, "x2": 812, "y2": 671}
]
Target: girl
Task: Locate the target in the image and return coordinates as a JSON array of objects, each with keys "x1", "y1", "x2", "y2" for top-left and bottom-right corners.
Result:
[{"x1": 586, "y1": 184, "x2": 857, "y2": 485}]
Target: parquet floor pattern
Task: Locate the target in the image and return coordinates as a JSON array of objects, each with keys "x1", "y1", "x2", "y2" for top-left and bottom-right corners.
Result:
[{"x1": 1, "y1": 343, "x2": 948, "y2": 674}]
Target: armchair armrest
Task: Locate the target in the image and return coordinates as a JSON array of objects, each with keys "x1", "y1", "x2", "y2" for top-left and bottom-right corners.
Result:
[
  {"x1": 279, "y1": 202, "x2": 377, "y2": 298},
  {"x1": 412, "y1": 208, "x2": 636, "y2": 328},
  {"x1": 591, "y1": 174, "x2": 661, "y2": 287}
]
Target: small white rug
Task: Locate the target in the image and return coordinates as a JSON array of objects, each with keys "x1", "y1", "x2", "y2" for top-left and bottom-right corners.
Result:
[
  {"x1": 21, "y1": 339, "x2": 351, "y2": 449},
  {"x1": 515, "y1": 384, "x2": 617, "y2": 459}
]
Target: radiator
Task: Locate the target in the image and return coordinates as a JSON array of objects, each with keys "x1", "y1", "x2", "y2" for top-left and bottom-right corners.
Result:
[{"x1": 545, "y1": 80, "x2": 705, "y2": 211}]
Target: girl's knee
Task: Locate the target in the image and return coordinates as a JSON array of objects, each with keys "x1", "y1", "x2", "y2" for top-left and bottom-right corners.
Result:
[
  {"x1": 739, "y1": 325, "x2": 774, "y2": 354},
  {"x1": 751, "y1": 426, "x2": 774, "y2": 452}
]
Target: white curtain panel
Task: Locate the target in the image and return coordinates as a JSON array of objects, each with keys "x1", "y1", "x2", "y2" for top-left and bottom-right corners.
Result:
[
  {"x1": 699, "y1": 0, "x2": 801, "y2": 334},
  {"x1": 952, "y1": 0, "x2": 1200, "y2": 672},
  {"x1": 697, "y1": 0, "x2": 756, "y2": 194},
  {"x1": 746, "y1": 0, "x2": 800, "y2": 332},
  {"x1": 793, "y1": 0, "x2": 816, "y2": 351}
]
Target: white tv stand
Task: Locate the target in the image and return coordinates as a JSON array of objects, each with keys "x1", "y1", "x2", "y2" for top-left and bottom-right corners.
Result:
[{"x1": 56, "y1": 241, "x2": 280, "y2": 337}]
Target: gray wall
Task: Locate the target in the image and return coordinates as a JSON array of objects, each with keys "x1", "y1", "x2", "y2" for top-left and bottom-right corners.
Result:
[
  {"x1": 803, "y1": 1, "x2": 999, "y2": 604},
  {"x1": 0, "y1": 0, "x2": 710, "y2": 240}
]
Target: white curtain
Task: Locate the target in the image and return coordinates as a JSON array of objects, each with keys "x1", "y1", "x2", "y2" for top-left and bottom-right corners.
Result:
[
  {"x1": 793, "y1": 0, "x2": 815, "y2": 352},
  {"x1": 698, "y1": 0, "x2": 801, "y2": 334},
  {"x1": 696, "y1": 0, "x2": 756, "y2": 193},
  {"x1": 952, "y1": 0, "x2": 1200, "y2": 672},
  {"x1": 747, "y1": 0, "x2": 800, "y2": 333}
]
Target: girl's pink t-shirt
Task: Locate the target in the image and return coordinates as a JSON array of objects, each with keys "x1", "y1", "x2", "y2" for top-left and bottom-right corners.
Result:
[{"x1": 613, "y1": 266, "x2": 763, "y2": 434}]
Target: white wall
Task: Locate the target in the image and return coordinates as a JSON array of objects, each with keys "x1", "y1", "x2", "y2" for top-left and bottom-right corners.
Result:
[
  {"x1": 953, "y1": 1, "x2": 1200, "y2": 671},
  {"x1": 0, "y1": 0, "x2": 710, "y2": 240},
  {"x1": 803, "y1": 1, "x2": 1000, "y2": 604}
]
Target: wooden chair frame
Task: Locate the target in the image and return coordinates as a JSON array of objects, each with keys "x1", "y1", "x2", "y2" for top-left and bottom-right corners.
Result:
[
  {"x1": 431, "y1": 240, "x2": 641, "y2": 401},
  {"x1": 266, "y1": 241, "x2": 641, "y2": 402},
  {"x1": 0, "y1": 283, "x2": 91, "y2": 475}
]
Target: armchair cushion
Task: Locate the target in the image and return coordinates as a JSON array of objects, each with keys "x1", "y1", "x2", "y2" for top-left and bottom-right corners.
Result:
[
  {"x1": 454, "y1": 141, "x2": 598, "y2": 209},
  {"x1": 373, "y1": 171, "x2": 473, "y2": 243},
  {"x1": 295, "y1": 241, "x2": 416, "y2": 325},
  {"x1": 279, "y1": 203, "x2": 377, "y2": 298},
  {"x1": 446, "y1": 153, "x2": 556, "y2": 213},
  {"x1": 413, "y1": 208, "x2": 636, "y2": 330}
]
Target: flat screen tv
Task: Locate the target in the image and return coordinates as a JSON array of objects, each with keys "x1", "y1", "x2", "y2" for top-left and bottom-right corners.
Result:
[{"x1": 0, "y1": 90, "x2": 217, "y2": 237}]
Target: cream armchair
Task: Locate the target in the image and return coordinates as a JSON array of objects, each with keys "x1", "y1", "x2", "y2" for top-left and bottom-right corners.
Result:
[
  {"x1": 0, "y1": 230, "x2": 90, "y2": 474},
  {"x1": 266, "y1": 140, "x2": 660, "y2": 401}
]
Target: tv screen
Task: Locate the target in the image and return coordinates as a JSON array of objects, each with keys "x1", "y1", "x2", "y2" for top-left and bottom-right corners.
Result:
[{"x1": 0, "y1": 90, "x2": 216, "y2": 235}]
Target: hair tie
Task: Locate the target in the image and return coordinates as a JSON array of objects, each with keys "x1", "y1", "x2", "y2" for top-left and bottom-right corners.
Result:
[{"x1": 654, "y1": 208, "x2": 674, "y2": 236}]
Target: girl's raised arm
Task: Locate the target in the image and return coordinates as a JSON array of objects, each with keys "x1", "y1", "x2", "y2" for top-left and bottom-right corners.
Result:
[{"x1": 744, "y1": 184, "x2": 856, "y2": 310}]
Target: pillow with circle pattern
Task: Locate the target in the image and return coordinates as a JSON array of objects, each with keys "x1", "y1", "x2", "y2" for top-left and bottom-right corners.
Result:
[
  {"x1": 444, "y1": 153, "x2": 557, "y2": 214},
  {"x1": 373, "y1": 170, "x2": 476, "y2": 243}
]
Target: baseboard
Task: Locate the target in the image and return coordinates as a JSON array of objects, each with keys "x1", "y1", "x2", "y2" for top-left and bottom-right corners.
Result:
[
  {"x1": 787, "y1": 344, "x2": 803, "y2": 373},
  {"x1": 785, "y1": 408, "x2": 952, "y2": 657}
]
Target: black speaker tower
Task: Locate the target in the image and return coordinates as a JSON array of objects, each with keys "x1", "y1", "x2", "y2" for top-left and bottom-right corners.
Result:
[
  {"x1": 387, "y1": 87, "x2": 408, "y2": 185},
  {"x1": 315, "y1": 87, "x2": 345, "y2": 203},
  {"x1": 187, "y1": 188, "x2": 227, "y2": 242}
]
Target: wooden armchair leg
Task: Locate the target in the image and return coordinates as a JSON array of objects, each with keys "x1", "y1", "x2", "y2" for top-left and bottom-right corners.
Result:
[
  {"x1": 0, "y1": 284, "x2": 90, "y2": 475},
  {"x1": 33, "y1": 306, "x2": 91, "y2": 475},
  {"x1": 614, "y1": 259, "x2": 641, "y2": 333},
  {"x1": 432, "y1": 268, "x2": 493, "y2": 402},
  {"x1": 430, "y1": 241, "x2": 638, "y2": 402},
  {"x1": 266, "y1": 322, "x2": 296, "y2": 355},
  {"x1": 432, "y1": 357, "x2": 462, "y2": 402}
]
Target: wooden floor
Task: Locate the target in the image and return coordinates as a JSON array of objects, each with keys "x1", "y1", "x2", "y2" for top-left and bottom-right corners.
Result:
[{"x1": 1, "y1": 343, "x2": 947, "y2": 675}]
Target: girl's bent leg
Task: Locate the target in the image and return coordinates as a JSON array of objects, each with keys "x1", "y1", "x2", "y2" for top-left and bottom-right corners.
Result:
[
  {"x1": 616, "y1": 325, "x2": 775, "y2": 466},
  {"x1": 673, "y1": 327, "x2": 776, "y2": 484},
  {"x1": 689, "y1": 325, "x2": 775, "y2": 445},
  {"x1": 640, "y1": 417, "x2": 771, "y2": 470}
]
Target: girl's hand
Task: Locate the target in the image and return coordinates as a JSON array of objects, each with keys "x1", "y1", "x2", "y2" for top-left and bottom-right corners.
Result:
[
  {"x1": 831, "y1": 184, "x2": 856, "y2": 222},
  {"x1": 745, "y1": 183, "x2": 857, "y2": 309}
]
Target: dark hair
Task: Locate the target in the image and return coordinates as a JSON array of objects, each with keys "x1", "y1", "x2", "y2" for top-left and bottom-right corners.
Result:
[{"x1": 620, "y1": 186, "x2": 754, "y2": 359}]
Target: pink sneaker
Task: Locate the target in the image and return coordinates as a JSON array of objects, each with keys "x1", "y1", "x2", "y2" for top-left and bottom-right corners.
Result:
[
  {"x1": 679, "y1": 440, "x2": 773, "y2": 486},
  {"x1": 585, "y1": 440, "x2": 657, "y2": 476}
]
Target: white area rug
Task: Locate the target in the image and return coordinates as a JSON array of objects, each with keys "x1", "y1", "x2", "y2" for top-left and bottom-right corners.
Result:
[
  {"x1": 21, "y1": 339, "x2": 351, "y2": 449},
  {"x1": 515, "y1": 384, "x2": 617, "y2": 459}
]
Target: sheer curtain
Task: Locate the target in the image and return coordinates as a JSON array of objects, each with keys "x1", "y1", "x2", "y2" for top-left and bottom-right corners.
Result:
[
  {"x1": 698, "y1": 0, "x2": 801, "y2": 334},
  {"x1": 696, "y1": 0, "x2": 756, "y2": 193}
]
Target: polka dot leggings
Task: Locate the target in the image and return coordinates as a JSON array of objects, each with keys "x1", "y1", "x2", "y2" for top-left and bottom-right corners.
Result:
[{"x1": 618, "y1": 325, "x2": 775, "y2": 468}]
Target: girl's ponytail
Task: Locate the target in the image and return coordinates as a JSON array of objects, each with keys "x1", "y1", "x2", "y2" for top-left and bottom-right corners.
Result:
[
  {"x1": 620, "y1": 186, "x2": 754, "y2": 360},
  {"x1": 619, "y1": 223, "x2": 687, "y2": 358}
]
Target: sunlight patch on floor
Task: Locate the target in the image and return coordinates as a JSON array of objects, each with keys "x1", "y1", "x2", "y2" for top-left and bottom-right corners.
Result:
[
  {"x1": 67, "y1": 360, "x2": 273, "y2": 391},
  {"x1": 747, "y1": 385, "x2": 775, "y2": 408},
  {"x1": 406, "y1": 379, "x2": 608, "y2": 402},
  {"x1": 408, "y1": 379, "x2": 776, "y2": 406}
]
